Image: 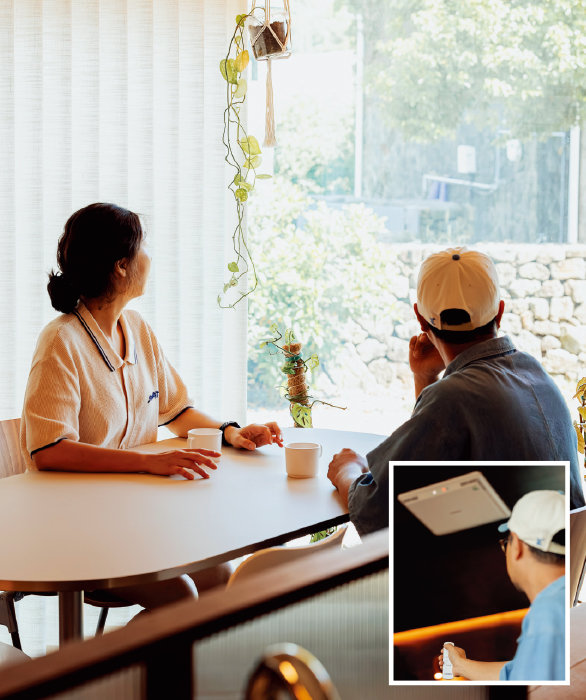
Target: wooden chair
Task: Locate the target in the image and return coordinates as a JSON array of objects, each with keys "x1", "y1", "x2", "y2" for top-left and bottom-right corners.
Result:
[
  {"x1": 0, "y1": 640, "x2": 28, "y2": 667},
  {"x1": 570, "y1": 505, "x2": 586, "y2": 606},
  {"x1": 0, "y1": 418, "x2": 131, "y2": 647},
  {"x1": 227, "y1": 526, "x2": 347, "y2": 588}
]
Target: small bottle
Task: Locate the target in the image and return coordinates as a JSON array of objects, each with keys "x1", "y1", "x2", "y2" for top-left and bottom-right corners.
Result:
[{"x1": 442, "y1": 642, "x2": 454, "y2": 680}]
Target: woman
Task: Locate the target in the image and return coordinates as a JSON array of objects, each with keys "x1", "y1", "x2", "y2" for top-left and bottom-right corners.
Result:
[{"x1": 21, "y1": 202, "x2": 282, "y2": 609}]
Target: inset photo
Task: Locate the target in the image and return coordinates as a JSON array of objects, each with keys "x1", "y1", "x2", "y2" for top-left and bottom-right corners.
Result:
[{"x1": 390, "y1": 461, "x2": 570, "y2": 686}]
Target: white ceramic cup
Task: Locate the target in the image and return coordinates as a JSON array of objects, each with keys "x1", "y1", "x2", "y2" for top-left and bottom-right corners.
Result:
[
  {"x1": 285, "y1": 442, "x2": 323, "y2": 479},
  {"x1": 187, "y1": 428, "x2": 222, "y2": 457}
]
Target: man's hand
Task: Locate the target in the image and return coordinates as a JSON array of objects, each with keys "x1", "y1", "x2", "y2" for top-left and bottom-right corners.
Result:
[
  {"x1": 409, "y1": 333, "x2": 445, "y2": 398},
  {"x1": 437, "y1": 643, "x2": 506, "y2": 680},
  {"x1": 224, "y1": 422, "x2": 283, "y2": 450},
  {"x1": 438, "y1": 643, "x2": 467, "y2": 678},
  {"x1": 327, "y1": 448, "x2": 369, "y2": 506}
]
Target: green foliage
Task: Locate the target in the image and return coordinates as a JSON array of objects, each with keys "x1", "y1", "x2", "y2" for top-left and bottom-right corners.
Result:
[
  {"x1": 218, "y1": 15, "x2": 272, "y2": 308},
  {"x1": 273, "y1": 97, "x2": 355, "y2": 192},
  {"x1": 291, "y1": 403, "x2": 313, "y2": 428},
  {"x1": 248, "y1": 178, "x2": 398, "y2": 406},
  {"x1": 347, "y1": 0, "x2": 586, "y2": 140},
  {"x1": 310, "y1": 527, "x2": 337, "y2": 543}
]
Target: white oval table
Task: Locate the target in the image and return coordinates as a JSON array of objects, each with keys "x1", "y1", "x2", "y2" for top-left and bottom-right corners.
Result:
[{"x1": 0, "y1": 428, "x2": 384, "y2": 646}]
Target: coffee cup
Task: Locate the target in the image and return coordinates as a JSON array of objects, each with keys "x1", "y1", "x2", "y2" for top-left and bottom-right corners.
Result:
[
  {"x1": 285, "y1": 442, "x2": 322, "y2": 478},
  {"x1": 187, "y1": 428, "x2": 222, "y2": 457}
]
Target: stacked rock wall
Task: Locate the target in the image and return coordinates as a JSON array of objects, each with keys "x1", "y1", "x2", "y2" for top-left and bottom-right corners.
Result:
[{"x1": 344, "y1": 244, "x2": 586, "y2": 404}]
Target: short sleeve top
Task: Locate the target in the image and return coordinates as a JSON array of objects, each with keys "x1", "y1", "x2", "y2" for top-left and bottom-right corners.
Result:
[
  {"x1": 499, "y1": 576, "x2": 565, "y2": 681},
  {"x1": 21, "y1": 303, "x2": 192, "y2": 466}
]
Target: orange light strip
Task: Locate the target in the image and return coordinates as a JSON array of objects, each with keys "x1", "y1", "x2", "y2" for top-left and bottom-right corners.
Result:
[{"x1": 394, "y1": 608, "x2": 528, "y2": 643}]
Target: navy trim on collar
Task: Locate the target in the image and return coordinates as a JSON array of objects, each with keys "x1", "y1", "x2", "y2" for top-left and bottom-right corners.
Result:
[{"x1": 74, "y1": 310, "x2": 116, "y2": 372}]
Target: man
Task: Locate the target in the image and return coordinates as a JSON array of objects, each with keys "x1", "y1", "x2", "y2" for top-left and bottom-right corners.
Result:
[
  {"x1": 439, "y1": 490, "x2": 566, "y2": 681},
  {"x1": 327, "y1": 248, "x2": 585, "y2": 535}
]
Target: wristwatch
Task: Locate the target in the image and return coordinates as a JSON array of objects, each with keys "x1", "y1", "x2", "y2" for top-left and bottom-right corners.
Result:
[{"x1": 219, "y1": 421, "x2": 241, "y2": 446}]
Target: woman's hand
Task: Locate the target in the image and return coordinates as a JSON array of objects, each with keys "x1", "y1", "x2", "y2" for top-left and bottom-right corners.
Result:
[
  {"x1": 224, "y1": 422, "x2": 283, "y2": 450},
  {"x1": 143, "y1": 448, "x2": 220, "y2": 480}
]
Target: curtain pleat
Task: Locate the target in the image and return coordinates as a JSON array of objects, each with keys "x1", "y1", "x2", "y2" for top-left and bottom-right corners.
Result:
[{"x1": 0, "y1": 0, "x2": 248, "y2": 424}]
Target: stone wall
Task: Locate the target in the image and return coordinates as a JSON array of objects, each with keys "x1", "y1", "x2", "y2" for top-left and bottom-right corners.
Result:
[{"x1": 345, "y1": 244, "x2": 586, "y2": 405}]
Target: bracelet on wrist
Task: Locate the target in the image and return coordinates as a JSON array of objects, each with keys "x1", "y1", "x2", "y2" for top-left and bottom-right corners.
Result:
[{"x1": 219, "y1": 421, "x2": 241, "y2": 446}]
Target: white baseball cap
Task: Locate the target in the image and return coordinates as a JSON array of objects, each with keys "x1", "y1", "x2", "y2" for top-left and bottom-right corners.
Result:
[
  {"x1": 417, "y1": 247, "x2": 500, "y2": 331},
  {"x1": 498, "y1": 490, "x2": 566, "y2": 555}
]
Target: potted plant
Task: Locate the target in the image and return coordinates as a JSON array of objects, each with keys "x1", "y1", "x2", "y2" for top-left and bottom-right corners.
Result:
[{"x1": 261, "y1": 325, "x2": 345, "y2": 428}]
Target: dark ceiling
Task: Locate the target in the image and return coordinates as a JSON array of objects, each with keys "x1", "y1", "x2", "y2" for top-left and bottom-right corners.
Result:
[{"x1": 393, "y1": 462, "x2": 566, "y2": 632}]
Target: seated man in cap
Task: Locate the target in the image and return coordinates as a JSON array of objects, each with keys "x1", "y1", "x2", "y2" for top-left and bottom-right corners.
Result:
[
  {"x1": 328, "y1": 248, "x2": 585, "y2": 535},
  {"x1": 439, "y1": 490, "x2": 566, "y2": 681}
]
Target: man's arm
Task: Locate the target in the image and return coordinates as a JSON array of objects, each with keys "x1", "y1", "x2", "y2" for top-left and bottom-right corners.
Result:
[
  {"x1": 439, "y1": 644, "x2": 507, "y2": 681},
  {"x1": 327, "y1": 449, "x2": 369, "y2": 505}
]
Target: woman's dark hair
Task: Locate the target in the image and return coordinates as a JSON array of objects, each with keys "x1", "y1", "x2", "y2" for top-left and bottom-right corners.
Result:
[{"x1": 47, "y1": 203, "x2": 143, "y2": 313}]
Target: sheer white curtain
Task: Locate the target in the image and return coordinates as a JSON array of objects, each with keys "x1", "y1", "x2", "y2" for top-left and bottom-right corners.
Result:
[{"x1": 0, "y1": 0, "x2": 248, "y2": 423}]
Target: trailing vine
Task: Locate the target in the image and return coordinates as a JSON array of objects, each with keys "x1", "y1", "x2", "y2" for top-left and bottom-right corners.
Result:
[
  {"x1": 261, "y1": 324, "x2": 345, "y2": 427},
  {"x1": 218, "y1": 13, "x2": 271, "y2": 309}
]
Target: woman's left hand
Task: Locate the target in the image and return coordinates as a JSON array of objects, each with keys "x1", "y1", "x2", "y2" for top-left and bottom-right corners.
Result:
[{"x1": 225, "y1": 422, "x2": 283, "y2": 450}]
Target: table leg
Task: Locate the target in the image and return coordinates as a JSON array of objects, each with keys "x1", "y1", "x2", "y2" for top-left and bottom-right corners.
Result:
[{"x1": 58, "y1": 591, "x2": 83, "y2": 645}]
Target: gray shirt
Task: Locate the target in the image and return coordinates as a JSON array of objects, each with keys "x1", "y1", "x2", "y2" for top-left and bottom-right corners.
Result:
[{"x1": 348, "y1": 336, "x2": 585, "y2": 535}]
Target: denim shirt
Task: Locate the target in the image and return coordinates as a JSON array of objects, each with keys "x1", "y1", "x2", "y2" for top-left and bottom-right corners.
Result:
[
  {"x1": 500, "y1": 575, "x2": 565, "y2": 681},
  {"x1": 348, "y1": 336, "x2": 584, "y2": 536}
]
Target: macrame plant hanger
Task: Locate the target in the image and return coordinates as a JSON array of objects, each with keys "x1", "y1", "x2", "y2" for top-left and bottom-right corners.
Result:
[{"x1": 248, "y1": 0, "x2": 292, "y2": 147}]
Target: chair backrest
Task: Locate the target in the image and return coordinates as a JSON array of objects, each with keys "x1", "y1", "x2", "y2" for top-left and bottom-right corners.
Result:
[
  {"x1": 570, "y1": 505, "x2": 586, "y2": 606},
  {"x1": 0, "y1": 419, "x2": 27, "y2": 479},
  {"x1": 227, "y1": 526, "x2": 347, "y2": 589}
]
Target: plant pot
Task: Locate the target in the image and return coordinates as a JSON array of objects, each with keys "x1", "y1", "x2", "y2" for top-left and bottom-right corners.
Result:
[{"x1": 247, "y1": 12, "x2": 291, "y2": 61}]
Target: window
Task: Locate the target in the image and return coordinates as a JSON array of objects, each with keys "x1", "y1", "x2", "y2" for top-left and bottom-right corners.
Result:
[{"x1": 247, "y1": 0, "x2": 586, "y2": 433}]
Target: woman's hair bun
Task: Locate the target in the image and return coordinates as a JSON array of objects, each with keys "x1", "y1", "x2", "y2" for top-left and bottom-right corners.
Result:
[{"x1": 47, "y1": 272, "x2": 80, "y2": 314}]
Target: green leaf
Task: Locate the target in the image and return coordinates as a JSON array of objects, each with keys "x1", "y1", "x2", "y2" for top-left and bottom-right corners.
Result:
[
  {"x1": 220, "y1": 58, "x2": 238, "y2": 84},
  {"x1": 284, "y1": 329, "x2": 296, "y2": 345},
  {"x1": 234, "y1": 36, "x2": 242, "y2": 47},
  {"x1": 228, "y1": 262, "x2": 239, "y2": 273},
  {"x1": 223, "y1": 282, "x2": 231, "y2": 293},
  {"x1": 256, "y1": 173, "x2": 272, "y2": 179},
  {"x1": 307, "y1": 354, "x2": 319, "y2": 371},
  {"x1": 574, "y1": 422, "x2": 585, "y2": 454},
  {"x1": 259, "y1": 341, "x2": 267, "y2": 348},
  {"x1": 235, "y1": 14, "x2": 246, "y2": 27},
  {"x1": 233, "y1": 78, "x2": 247, "y2": 99},
  {"x1": 234, "y1": 50, "x2": 249, "y2": 73},
  {"x1": 244, "y1": 155, "x2": 261, "y2": 169},
  {"x1": 291, "y1": 403, "x2": 312, "y2": 428},
  {"x1": 269, "y1": 323, "x2": 279, "y2": 334},
  {"x1": 234, "y1": 188, "x2": 249, "y2": 202},
  {"x1": 239, "y1": 135, "x2": 261, "y2": 155}
]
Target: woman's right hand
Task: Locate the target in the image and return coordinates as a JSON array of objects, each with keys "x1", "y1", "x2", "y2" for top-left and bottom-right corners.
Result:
[{"x1": 143, "y1": 449, "x2": 221, "y2": 480}]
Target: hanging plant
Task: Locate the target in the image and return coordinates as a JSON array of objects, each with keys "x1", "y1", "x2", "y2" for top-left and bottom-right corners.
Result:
[
  {"x1": 573, "y1": 377, "x2": 586, "y2": 460},
  {"x1": 247, "y1": 1, "x2": 292, "y2": 147},
  {"x1": 261, "y1": 324, "x2": 345, "y2": 428},
  {"x1": 217, "y1": 13, "x2": 272, "y2": 309}
]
